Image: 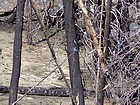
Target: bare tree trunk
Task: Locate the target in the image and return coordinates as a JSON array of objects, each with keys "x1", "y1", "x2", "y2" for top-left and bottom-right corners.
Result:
[
  {"x1": 63, "y1": 0, "x2": 85, "y2": 105},
  {"x1": 96, "y1": 0, "x2": 112, "y2": 105},
  {"x1": 104, "y1": 0, "x2": 112, "y2": 59},
  {"x1": 8, "y1": 0, "x2": 26, "y2": 105}
]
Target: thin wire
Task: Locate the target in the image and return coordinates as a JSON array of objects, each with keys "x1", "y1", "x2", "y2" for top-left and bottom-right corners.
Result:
[{"x1": 12, "y1": 52, "x2": 74, "y2": 105}]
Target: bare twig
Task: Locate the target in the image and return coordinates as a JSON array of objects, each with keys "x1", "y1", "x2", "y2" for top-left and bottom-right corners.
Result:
[{"x1": 29, "y1": 0, "x2": 45, "y2": 30}]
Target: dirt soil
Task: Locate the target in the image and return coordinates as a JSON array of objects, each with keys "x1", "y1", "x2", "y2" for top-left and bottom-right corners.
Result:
[
  {"x1": 0, "y1": 0, "x2": 123, "y2": 104},
  {"x1": 0, "y1": 23, "x2": 114, "y2": 105},
  {"x1": 0, "y1": 24, "x2": 71, "y2": 105}
]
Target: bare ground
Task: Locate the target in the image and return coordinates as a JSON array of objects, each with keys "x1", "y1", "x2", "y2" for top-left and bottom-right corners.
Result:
[
  {"x1": 0, "y1": 24, "x2": 114, "y2": 105},
  {"x1": 0, "y1": 25, "x2": 72, "y2": 105}
]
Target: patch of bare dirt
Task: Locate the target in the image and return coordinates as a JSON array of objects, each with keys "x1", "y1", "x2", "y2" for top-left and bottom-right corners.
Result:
[
  {"x1": 0, "y1": 24, "x2": 72, "y2": 104},
  {"x1": 0, "y1": 26, "x2": 70, "y2": 86},
  {"x1": 0, "y1": 24, "x2": 113, "y2": 105}
]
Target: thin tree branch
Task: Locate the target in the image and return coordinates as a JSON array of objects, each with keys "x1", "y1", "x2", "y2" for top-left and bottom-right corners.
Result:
[
  {"x1": 29, "y1": 0, "x2": 45, "y2": 30},
  {"x1": 28, "y1": 0, "x2": 74, "y2": 103},
  {"x1": 78, "y1": 0, "x2": 105, "y2": 71},
  {"x1": 96, "y1": 0, "x2": 105, "y2": 104},
  {"x1": 78, "y1": 0, "x2": 106, "y2": 105},
  {"x1": 104, "y1": 0, "x2": 112, "y2": 59}
]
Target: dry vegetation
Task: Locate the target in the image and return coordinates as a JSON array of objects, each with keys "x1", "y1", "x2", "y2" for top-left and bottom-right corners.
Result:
[{"x1": 0, "y1": 0, "x2": 140, "y2": 105}]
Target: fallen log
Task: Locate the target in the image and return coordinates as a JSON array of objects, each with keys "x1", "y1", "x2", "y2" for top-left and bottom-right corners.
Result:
[
  {"x1": 0, "y1": 85, "x2": 95, "y2": 97},
  {"x1": 0, "y1": 86, "x2": 69, "y2": 97}
]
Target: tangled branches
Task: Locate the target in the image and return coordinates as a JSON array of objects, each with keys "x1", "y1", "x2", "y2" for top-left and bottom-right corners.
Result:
[
  {"x1": 76, "y1": 0, "x2": 140, "y2": 104},
  {"x1": 24, "y1": 0, "x2": 139, "y2": 104}
]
